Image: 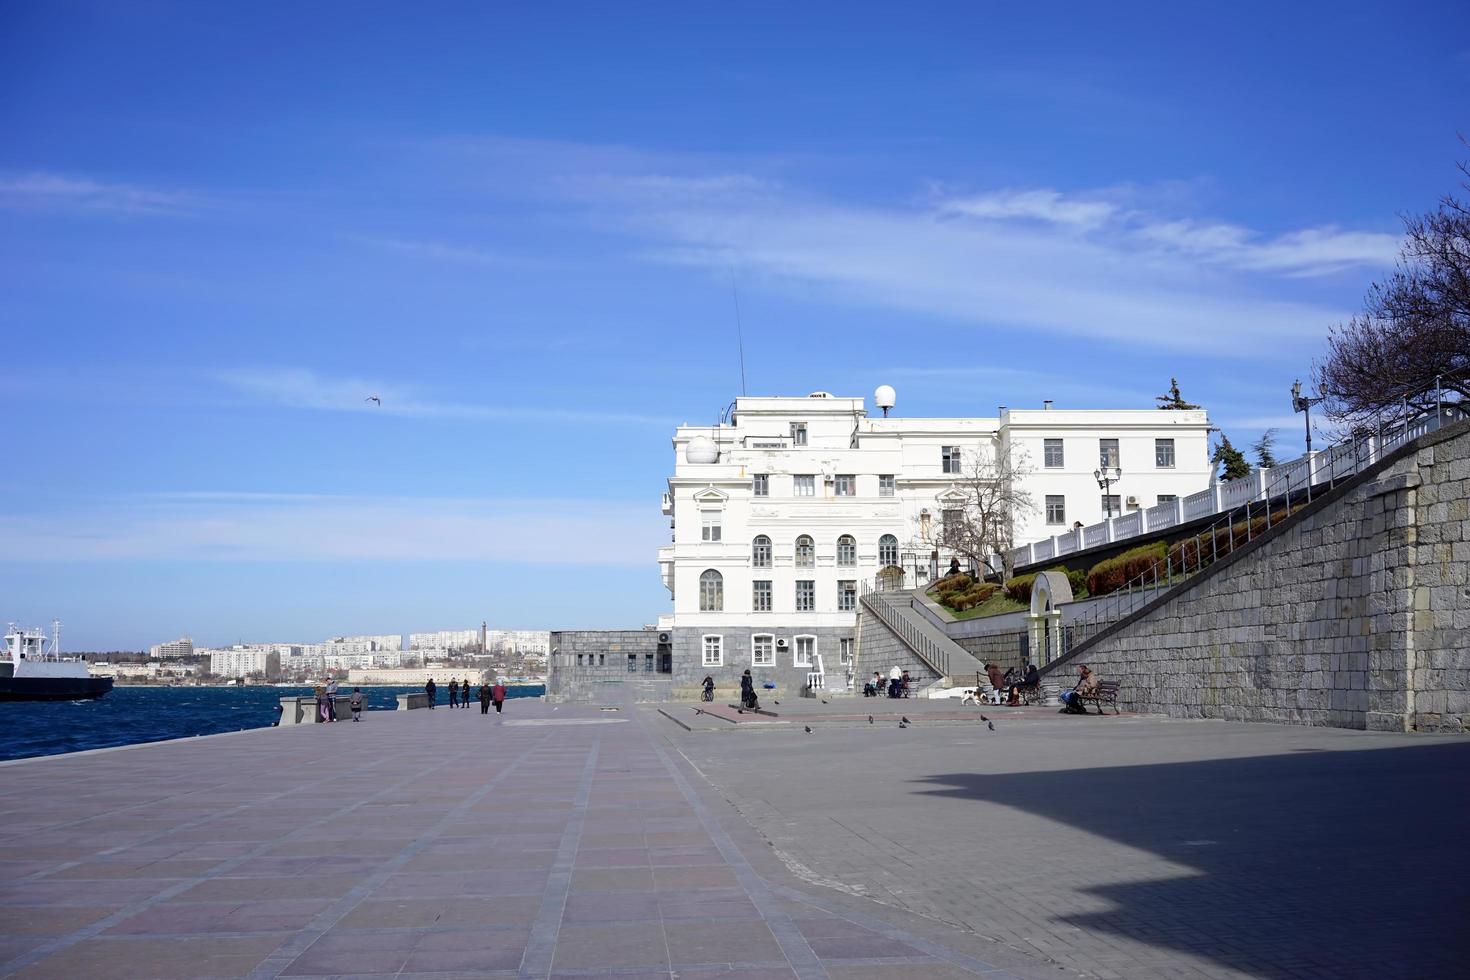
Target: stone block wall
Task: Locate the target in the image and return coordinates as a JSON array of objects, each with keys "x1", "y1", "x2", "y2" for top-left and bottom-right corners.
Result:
[
  {"x1": 1049, "y1": 421, "x2": 1470, "y2": 732},
  {"x1": 672, "y1": 625, "x2": 855, "y2": 698},
  {"x1": 547, "y1": 630, "x2": 665, "y2": 702},
  {"x1": 855, "y1": 609, "x2": 942, "y2": 688}
]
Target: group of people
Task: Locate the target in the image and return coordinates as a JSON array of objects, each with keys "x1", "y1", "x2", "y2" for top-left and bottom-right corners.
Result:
[
  {"x1": 311, "y1": 678, "x2": 364, "y2": 723},
  {"x1": 423, "y1": 677, "x2": 508, "y2": 714},
  {"x1": 863, "y1": 666, "x2": 911, "y2": 698}
]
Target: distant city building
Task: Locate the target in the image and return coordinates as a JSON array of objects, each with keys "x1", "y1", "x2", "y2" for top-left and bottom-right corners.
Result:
[
  {"x1": 325, "y1": 634, "x2": 403, "y2": 654},
  {"x1": 204, "y1": 646, "x2": 281, "y2": 678},
  {"x1": 409, "y1": 629, "x2": 480, "y2": 651},
  {"x1": 148, "y1": 637, "x2": 194, "y2": 659},
  {"x1": 488, "y1": 630, "x2": 550, "y2": 655},
  {"x1": 347, "y1": 666, "x2": 483, "y2": 686}
]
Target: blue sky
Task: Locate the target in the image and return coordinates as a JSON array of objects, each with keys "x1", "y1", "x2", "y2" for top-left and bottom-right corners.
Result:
[{"x1": 2, "y1": 2, "x2": 1466, "y2": 649}]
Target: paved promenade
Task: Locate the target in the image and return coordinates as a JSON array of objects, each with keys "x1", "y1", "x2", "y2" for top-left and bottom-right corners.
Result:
[
  {"x1": 0, "y1": 701, "x2": 1057, "y2": 979},
  {"x1": 1, "y1": 699, "x2": 1466, "y2": 979}
]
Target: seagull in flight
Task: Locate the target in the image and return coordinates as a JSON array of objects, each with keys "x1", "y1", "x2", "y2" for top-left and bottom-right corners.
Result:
[{"x1": 365, "y1": 395, "x2": 381, "y2": 406}]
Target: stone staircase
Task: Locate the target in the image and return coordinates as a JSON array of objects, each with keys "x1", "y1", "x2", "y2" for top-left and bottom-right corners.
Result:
[{"x1": 858, "y1": 588, "x2": 988, "y2": 692}]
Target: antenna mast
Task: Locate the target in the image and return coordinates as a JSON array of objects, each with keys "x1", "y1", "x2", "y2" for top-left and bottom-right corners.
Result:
[{"x1": 730, "y1": 276, "x2": 748, "y2": 396}]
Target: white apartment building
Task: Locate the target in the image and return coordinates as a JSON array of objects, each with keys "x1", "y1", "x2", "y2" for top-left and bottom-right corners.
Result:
[
  {"x1": 148, "y1": 637, "x2": 194, "y2": 659},
  {"x1": 324, "y1": 634, "x2": 403, "y2": 655},
  {"x1": 410, "y1": 629, "x2": 480, "y2": 650},
  {"x1": 205, "y1": 646, "x2": 280, "y2": 678},
  {"x1": 655, "y1": 390, "x2": 1212, "y2": 691},
  {"x1": 489, "y1": 630, "x2": 551, "y2": 656}
]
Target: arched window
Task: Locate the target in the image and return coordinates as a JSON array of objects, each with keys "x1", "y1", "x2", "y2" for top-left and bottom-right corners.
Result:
[
  {"x1": 699, "y1": 570, "x2": 723, "y2": 611},
  {"x1": 879, "y1": 534, "x2": 899, "y2": 566},
  {"x1": 836, "y1": 534, "x2": 856, "y2": 566},
  {"x1": 752, "y1": 535, "x2": 772, "y2": 568},
  {"x1": 795, "y1": 535, "x2": 815, "y2": 568}
]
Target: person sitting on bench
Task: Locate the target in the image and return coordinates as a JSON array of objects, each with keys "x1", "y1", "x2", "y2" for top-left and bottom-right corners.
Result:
[
  {"x1": 1058, "y1": 664, "x2": 1098, "y2": 714},
  {"x1": 1007, "y1": 664, "x2": 1040, "y2": 705},
  {"x1": 864, "y1": 671, "x2": 883, "y2": 697}
]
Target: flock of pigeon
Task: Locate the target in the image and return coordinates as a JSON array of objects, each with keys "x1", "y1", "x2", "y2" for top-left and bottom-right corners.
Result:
[{"x1": 698, "y1": 704, "x2": 996, "y2": 735}]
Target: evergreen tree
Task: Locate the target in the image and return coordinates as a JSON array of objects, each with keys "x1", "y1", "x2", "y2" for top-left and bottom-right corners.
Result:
[
  {"x1": 1212, "y1": 434, "x2": 1252, "y2": 481},
  {"x1": 1156, "y1": 377, "x2": 1201, "y2": 410},
  {"x1": 1251, "y1": 428, "x2": 1279, "y2": 469}
]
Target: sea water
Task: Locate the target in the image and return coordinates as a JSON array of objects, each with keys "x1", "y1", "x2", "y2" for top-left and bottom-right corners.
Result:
[{"x1": 0, "y1": 684, "x2": 546, "y2": 762}]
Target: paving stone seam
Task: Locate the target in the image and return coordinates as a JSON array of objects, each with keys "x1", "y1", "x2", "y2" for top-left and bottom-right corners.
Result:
[
  {"x1": 241, "y1": 731, "x2": 560, "y2": 980},
  {"x1": 517, "y1": 736, "x2": 600, "y2": 980},
  {"x1": 0, "y1": 736, "x2": 474, "y2": 979},
  {"x1": 644, "y1": 729, "x2": 830, "y2": 980}
]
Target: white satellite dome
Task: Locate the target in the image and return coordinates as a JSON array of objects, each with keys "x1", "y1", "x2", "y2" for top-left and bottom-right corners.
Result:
[
  {"x1": 874, "y1": 384, "x2": 896, "y2": 411},
  {"x1": 685, "y1": 435, "x2": 718, "y2": 464}
]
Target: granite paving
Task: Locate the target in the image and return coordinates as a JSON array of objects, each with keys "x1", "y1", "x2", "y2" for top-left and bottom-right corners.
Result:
[{"x1": 0, "y1": 700, "x2": 1059, "y2": 979}]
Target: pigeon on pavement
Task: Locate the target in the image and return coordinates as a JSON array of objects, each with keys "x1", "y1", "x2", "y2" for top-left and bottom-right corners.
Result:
[
  {"x1": 898, "y1": 721, "x2": 908, "y2": 729},
  {"x1": 980, "y1": 714, "x2": 990, "y2": 722},
  {"x1": 988, "y1": 721, "x2": 996, "y2": 731},
  {"x1": 804, "y1": 726, "x2": 813, "y2": 734},
  {"x1": 901, "y1": 716, "x2": 911, "y2": 724},
  {"x1": 868, "y1": 715, "x2": 874, "y2": 724}
]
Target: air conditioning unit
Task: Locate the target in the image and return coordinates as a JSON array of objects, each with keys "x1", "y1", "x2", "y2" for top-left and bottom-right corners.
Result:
[
  {"x1": 1125, "y1": 495, "x2": 1140, "y2": 507},
  {"x1": 775, "y1": 638, "x2": 789, "y2": 649},
  {"x1": 657, "y1": 632, "x2": 672, "y2": 645}
]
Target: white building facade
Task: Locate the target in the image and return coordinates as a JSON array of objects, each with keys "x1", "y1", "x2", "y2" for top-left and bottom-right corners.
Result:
[
  {"x1": 148, "y1": 637, "x2": 195, "y2": 659},
  {"x1": 657, "y1": 392, "x2": 1212, "y2": 692}
]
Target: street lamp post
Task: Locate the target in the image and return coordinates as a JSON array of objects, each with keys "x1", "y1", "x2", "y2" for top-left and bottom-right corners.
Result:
[
  {"x1": 1094, "y1": 465, "x2": 1122, "y2": 518},
  {"x1": 1290, "y1": 379, "x2": 1326, "y2": 456}
]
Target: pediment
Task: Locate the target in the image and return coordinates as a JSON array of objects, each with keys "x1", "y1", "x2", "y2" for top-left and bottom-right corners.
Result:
[{"x1": 693, "y1": 487, "x2": 729, "y2": 509}]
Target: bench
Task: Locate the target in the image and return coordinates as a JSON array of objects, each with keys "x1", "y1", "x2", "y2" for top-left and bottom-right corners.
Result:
[{"x1": 1075, "y1": 680, "x2": 1121, "y2": 715}]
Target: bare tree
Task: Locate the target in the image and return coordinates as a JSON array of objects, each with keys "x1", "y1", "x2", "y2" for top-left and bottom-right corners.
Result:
[
  {"x1": 1317, "y1": 155, "x2": 1470, "y2": 423},
  {"x1": 919, "y1": 447, "x2": 1035, "y2": 582}
]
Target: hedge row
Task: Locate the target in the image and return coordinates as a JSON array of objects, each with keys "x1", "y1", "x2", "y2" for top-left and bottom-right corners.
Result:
[
  {"x1": 935, "y1": 573, "x2": 998, "y2": 611},
  {"x1": 1084, "y1": 541, "x2": 1167, "y2": 596}
]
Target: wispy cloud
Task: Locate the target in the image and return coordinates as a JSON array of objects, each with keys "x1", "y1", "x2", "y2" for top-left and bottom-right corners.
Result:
[
  {"x1": 936, "y1": 189, "x2": 1118, "y2": 230},
  {"x1": 3, "y1": 493, "x2": 660, "y2": 563},
  {"x1": 0, "y1": 172, "x2": 212, "y2": 216},
  {"x1": 359, "y1": 236, "x2": 527, "y2": 268},
  {"x1": 216, "y1": 367, "x2": 675, "y2": 426}
]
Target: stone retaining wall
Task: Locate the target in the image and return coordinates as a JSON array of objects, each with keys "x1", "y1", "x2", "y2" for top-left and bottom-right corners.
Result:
[{"x1": 1049, "y1": 420, "x2": 1470, "y2": 732}]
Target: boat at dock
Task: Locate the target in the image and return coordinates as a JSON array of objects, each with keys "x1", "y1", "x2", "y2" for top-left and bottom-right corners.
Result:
[{"x1": 1, "y1": 621, "x2": 113, "y2": 701}]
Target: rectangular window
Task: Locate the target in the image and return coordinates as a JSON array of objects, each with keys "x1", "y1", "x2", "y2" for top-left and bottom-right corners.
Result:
[
  {"x1": 1045, "y1": 495, "x2": 1066, "y2": 525},
  {"x1": 753, "y1": 474, "x2": 768, "y2": 497},
  {"x1": 794, "y1": 475, "x2": 815, "y2": 497},
  {"x1": 576, "y1": 653, "x2": 584, "y2": 666},
  {"x1": 790, "y1": 423, "x2": 808, "y2": 446},
  {"x1": 1157, "y1": 494, "x2": 1178, "y2": 505},
  {"x1": 1099, "y1": 439, "x2": 1120, "y2": 469},
  {"x1": 1101, "y1": 494, "x2": 1121, "y2": 518},
  {"x1": 838, "y1": 580, "x2": 857, "y2": 611},
  {"x1": 751, "y1": 634, "x2": 774, "y2": 666},
  {"x1": 834, "y1": 474, "x2": 855, "y2": 496},
  {"x1": 879, "y1": 474, "x2": 895, "y2": 497},
  {"x1": 942, "y1": 445, "x2": 961, "y2": 474},
  {"x1": 598, "y1": 654, "x2": 605, "y2": 666},
  {"x1": 839, "y1": 638, "x2": 854, "y2": 664},
  {"x1": 627, "y1": 654, "x2": 638, "y2": 673},
  {"x1": 644, "y1": 654, "x2": 654, "y2": 673},
  {"x1": 795, "y1": 580, "x2": 815, "y2": 612},
  {"x1": 1044, "y1": 438, "x2": 1064, "y2": 468},
  {"x1": 1155, "y1": 438, "x2": 1176, "y2": 468},
  {"x1": 702, "y1": 635, "x2": 723, "y2": 667},
  {"x1": 701, "y1": 516, "x2": 721, "y2": 542},
  {"x1": 752, "y1": 580, "x2": 772, "y2": 612},
  {"x1": 794, "y1": 635, "x2": 814, "y2": 667}
]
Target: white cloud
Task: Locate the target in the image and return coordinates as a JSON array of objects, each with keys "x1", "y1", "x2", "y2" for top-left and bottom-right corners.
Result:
[
  {"x1": 1132, "y1": 220, "x2": 1400, "y2": 276},
  {"x1": 3, "y1": 493, "x2": 659, "y2": 563},
  {"x1": 0, "y1": 172, "x2": 209, "y2": 215},
  {"x1": 216, "y1": 367, "x2": 674, "y2": 426},
  {"x1": 362, "y1": 237, "x2": 525, "y2": 267},
  {"x1": 937, "y1": 189, "x2": 1118, "y2": 229}
]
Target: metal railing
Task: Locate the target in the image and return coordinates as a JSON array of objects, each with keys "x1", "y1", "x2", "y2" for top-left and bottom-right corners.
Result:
[
  {"x1": 859, "y1": 583, "x2": 952, "y2": 677},
  {"x1": 1058, "y1": 376, "x2": 1465, "y2": 653},
  {"x1": 1003, "y1": 374, "x2": 1466, "y2": 573}
]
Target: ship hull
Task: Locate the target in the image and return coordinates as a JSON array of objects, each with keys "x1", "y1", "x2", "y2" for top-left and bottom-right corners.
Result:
[{"x1": 0, "y1": 676, "x2": 114, "y2": 701}]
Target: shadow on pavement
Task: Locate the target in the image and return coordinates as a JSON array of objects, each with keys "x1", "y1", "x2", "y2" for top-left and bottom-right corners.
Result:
[{"x1": 916, "y1": 740, "x2": 1470, "y2": 979}]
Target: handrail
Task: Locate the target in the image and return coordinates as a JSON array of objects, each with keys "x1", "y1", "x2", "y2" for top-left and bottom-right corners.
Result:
[
  {"x1": 1003, "y1": 372, "x2": 1467, "y2": 574},
  {"x1": 1058, "y1": 375, "x2": 1467, "y2": 652},
  {"x1": 859, "y1": 585, "x2": 951, "y2": 677}
]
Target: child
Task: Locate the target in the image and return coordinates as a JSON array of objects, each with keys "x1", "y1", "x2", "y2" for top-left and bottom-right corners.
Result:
[{"x1": 349, "y1": 687, "x2": 364, "y2": 722}]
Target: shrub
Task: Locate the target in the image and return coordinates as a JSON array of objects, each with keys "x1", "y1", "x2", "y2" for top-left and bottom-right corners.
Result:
[
  {"x1": 1085, "y1": 541, "x2": 1167, "y2": 596},
  {"x1": 1004, "y1": 573, "x2": 1037, "y2": 602},
  {"x1": 938, "y1": 581, "x2": 996, "y2": 612},
  {"x1": 1167, "y1": 506, "x2": 1302, "y2": 571},
  {"x1": 933, "y1": 573, "x2": 972, "y2": 594}
]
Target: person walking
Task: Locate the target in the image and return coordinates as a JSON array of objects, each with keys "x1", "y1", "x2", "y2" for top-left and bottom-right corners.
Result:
[
  {"x1": 325, "y1": 676, "x2": 339, "y2": 722},
  {"x1": 491, "y1": 679, "x2": 507, "y2": 714},
  {"x1": 313, "y1": 680, "x2": 327, "y2": 723},
  {"x1": 478, "y1": 682, "x2": 491, "y2": 714},
  {"x1": 739, "y1": 669, "x2": 758, "y2": 710},
  {"x1": 425, "y1": 677, "x2": 437, "y2": 709},
  {"x1": 448, "y1": 678, "x2": 459, "y2": 709},
  {"x1": 349, "y1": 687, "x2": 364, "y2": 722}
]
